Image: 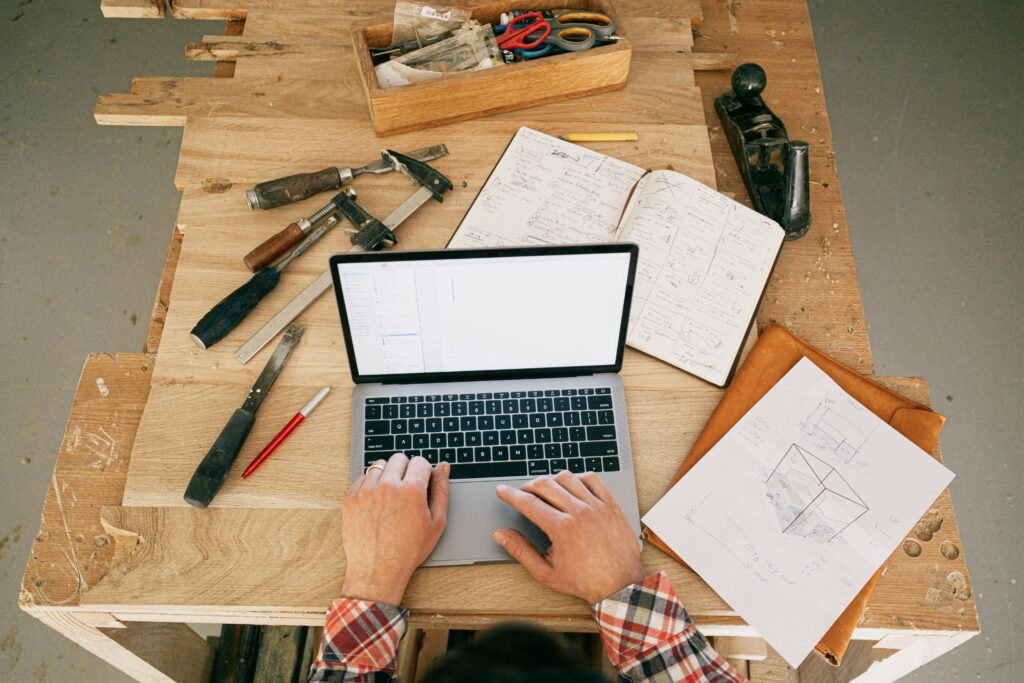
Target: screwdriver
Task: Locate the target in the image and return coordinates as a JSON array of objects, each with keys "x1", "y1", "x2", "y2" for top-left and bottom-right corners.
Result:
[
  {"x1": 243, "y1": 144, "x2": 449, "y2": 211},
  {"x1": 190, "y1": 214, "x2": 339, "y2": 350}
]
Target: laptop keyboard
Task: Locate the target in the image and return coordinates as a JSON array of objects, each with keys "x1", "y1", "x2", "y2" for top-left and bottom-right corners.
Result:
[{"x1": 362, "y1": 388, "x2": 621, "y2": 480}]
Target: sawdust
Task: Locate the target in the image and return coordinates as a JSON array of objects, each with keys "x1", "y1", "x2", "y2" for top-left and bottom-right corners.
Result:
[
  {"x1": 202, "y1": 178, "x2": 233, "y2": 193},
  {"x1": 914, "y1": 508, "x2": 944, "y2": 542}
]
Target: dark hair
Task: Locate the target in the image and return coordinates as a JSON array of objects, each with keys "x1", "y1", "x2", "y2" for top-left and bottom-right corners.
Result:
[{"x1": 419, "y1": 622, "x2": 612, "y2": 683}]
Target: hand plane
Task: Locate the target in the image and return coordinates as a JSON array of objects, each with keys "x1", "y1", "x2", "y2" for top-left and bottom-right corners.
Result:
[{"x1": 715, "y1": 63, "x2": 811, "y2": 240}]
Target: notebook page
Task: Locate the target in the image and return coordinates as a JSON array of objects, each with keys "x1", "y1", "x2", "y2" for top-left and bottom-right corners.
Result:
[
  {"x1": 448, "y1": 127, "x2": 645, "y2": 248},
  {"x1": 620, "y1": 170, "x2": 785, "y2": 385}
]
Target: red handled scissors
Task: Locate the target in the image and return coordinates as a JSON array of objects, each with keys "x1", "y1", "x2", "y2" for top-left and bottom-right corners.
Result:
[{"x1": 495, "y1": 11, "x2": 551, "y2": 51}]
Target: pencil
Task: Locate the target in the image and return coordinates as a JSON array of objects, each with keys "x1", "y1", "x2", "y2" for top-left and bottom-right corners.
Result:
[
  {"x1": 558, "y1": 132, "x2": 639, "y2": 143},
  {"x1": 241, "y1": 386, "x2": 330, "y2": 479}
]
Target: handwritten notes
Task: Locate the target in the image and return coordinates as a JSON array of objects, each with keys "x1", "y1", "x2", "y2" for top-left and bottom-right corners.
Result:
[
  {"x1": 448, "y1": 127, "x2": 784, "y2": 385},
  {"x1": 642, "y1": 358, "x2": 955, "y2": 667},
  {"x1": 449, "y1": 127, "x2": 645, "y2": 249},
  {"x1": 619, "y1": 171, "x2": 784, "y2": 385}
]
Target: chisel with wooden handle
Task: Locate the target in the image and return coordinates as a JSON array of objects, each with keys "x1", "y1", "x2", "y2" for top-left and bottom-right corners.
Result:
[
  {"x1": 184, "y1": 323, "x2": 304, "y2": 508},
  {"x1": 189, "y1": 215, "x2": 339, "y2": 350},
  {"x1": 243, "y1": 144, "x2": 448, "y2": 210},
  {"x1": 243, "y1": 188, "x2": 355, "y2": 272}
]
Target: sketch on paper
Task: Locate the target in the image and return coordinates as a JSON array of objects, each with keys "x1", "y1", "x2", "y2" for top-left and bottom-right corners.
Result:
[
  {"x1": 641, "y1": 357, "x2": 956, "y2": 668},
  {"x1": 798, "y1": 400, "x2": 870, "y2": 463},
  {"x1": 765, "y1": 444, "x2": 868, "y2": 543}
]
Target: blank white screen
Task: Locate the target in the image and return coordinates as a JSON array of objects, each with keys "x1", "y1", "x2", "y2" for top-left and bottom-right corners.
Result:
[{"x1": 337, "y1": 252, "x2": 631, "y2": 377}]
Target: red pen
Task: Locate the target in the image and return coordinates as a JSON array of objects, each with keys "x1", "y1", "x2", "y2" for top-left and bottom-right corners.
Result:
[{"x1": 242, "y1": 386, "x2": 330, "y2": 479}]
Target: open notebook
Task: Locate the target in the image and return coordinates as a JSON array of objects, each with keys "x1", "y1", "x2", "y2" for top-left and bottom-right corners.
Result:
[{"x1": 448, "y1": 127, "x2": 785, "y2": 386}]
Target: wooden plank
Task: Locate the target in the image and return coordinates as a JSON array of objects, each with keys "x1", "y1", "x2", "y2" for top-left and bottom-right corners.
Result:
[
  {"x1": 172, "y1": 116, "x2": 711, "y2": 190},
  {"x1": 145, "y1": 227, "x2": 183, "y2": 354},
  {"x1": 102, "y1": 622, "x2": 215, "y2": 682},
  {"x1": 749, "y1": 643, "x2": 800, "y2": 683},
  {"x1": 413, "y1": 630, "x2": 450, "y2": 681},
  {"x1": 122, "y1": 380, "x2": 719, "y2": 507},
  {"x1": 150, "y1": 119, "x2": 712, "y2": 391},
  {"x1": 166, "y1": 0, "x2": 704, "y2": 22},
  {"x1": 854, "y1": 377, "x2": 977, "y2": 635},
  {"x1": 101, "y1": 0, "x2": 166, "y2": 18},
  {"x1": 712, "y1": 635, "x2": 768, "y2": 660},
  {"x1": 30, "y1": 612, "x2": 212, "y2": 683},
  {"x1": 95, "y1": 51, "x2": 702, "y2": 126},
  {"x1": 81, "y1": 377, "x2": 977, "y2": 642},
  {"x1": 693, "y1": 0, "x2": 872, "y2": 372},
  {"x1": 19, "y1": 353, "x2": 152, "y2": 611},
  {"x1": 82, "y1": 504, "x2": 733, "y2": 620},
  {"x1": 253, "y1": 626, "x2": 308, "y2": 683}
]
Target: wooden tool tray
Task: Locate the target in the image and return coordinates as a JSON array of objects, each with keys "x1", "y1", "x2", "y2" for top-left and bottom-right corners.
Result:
[{"x1": 352, "y1": 0, "x2": 633, "y2": 136}]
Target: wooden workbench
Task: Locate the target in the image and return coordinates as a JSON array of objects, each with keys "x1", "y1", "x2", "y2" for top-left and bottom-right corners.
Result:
[{"x1": 20, "y1": 1, "x2": 978, "y2": 681}]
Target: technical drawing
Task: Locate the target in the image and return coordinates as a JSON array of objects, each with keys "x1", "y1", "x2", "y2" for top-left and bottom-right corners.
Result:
[
  {"x1": 798, "y1": 401, "x2": 870, "y2": 463},
  {"x1": 765, "y1": 444, "x2": 868, "y2": 543}
]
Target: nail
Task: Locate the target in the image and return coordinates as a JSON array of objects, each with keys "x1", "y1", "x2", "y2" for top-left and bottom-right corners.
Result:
[{"x1": 492, "y1": 530, "x2": 506, "y2": 544}]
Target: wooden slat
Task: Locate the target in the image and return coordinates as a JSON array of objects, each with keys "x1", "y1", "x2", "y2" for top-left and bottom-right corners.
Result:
[
  {"x1": 693, "y1": 0, "x2": 872, "y2": 372},
  {"x1": 95, "y1": 52, "x2": 702, "y2": 126},
  {"x1": 101, "y1": 0, "x2": 166, "y2": 18},
  {"x1": 20, "y1": 353, "x2": 152, "y2": 611},
  {"x1": 145, "y1": 226, "x2": 183, "y2": 354},
  {"x1": 167, "y1": 0, "x2": 704, "y2": 22},
  {"x1": 82, "y1": 504, "x2": 734, "y2": 620},
  {"x1": 122, "y1": 378, "x2": 723, "y2": 508},
  {"x1": 853, "y1": 377, "x2": 977, "y2": 634}
]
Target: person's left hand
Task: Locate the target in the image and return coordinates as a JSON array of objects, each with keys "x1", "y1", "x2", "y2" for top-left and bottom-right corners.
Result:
[{"x1": 341, "y1": 453, "x2": 451, "y2": 605}]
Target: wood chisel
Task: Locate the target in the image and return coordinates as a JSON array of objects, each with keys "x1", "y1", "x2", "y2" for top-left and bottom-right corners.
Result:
[
  {"x1": 184, "y1": 323, "x2": 304, "y2": 508},
  {"x1": 190, "y1": 214, "x2": 340, "y2": 350},
  {"x1": 233, "y1": 150, "x2": 453, "y2": 364},
  {"x1": 243, "y1": 144, "x2": 449, "y2": 211}
]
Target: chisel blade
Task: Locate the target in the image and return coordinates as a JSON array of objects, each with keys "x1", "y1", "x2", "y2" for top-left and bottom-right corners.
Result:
[
  {"x1": 241, "y1": 323, "x2": 304, "y2": 412},
  {"x1": 355, "y1": 144, "x2": 448, "y2": 176}
]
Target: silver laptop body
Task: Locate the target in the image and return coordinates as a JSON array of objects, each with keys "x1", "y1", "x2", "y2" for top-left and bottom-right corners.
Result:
[{"x1": 330, "y1": 245, "x2": 641, "y2": 566}]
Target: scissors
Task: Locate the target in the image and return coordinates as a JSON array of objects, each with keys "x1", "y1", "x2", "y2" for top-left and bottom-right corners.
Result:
[{"x1": 495, "y1": 11, "x2": 617, "y2": 59}]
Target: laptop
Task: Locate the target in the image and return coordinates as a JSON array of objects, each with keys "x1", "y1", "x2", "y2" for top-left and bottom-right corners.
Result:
[{"x1": 329, "y1": 244, "x2": 642, "y2": 566}]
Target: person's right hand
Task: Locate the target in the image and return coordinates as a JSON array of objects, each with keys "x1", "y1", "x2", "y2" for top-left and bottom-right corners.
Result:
[{"x1": 494, "y1": 471, "x2": 645, "y2": 604}]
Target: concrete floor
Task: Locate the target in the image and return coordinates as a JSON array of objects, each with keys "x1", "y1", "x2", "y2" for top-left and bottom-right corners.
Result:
[{"x1": 0, "y1": 1, "x2": 1020, "y2": 681}]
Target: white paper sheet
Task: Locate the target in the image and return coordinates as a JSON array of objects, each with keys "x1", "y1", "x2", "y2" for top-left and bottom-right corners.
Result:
[{"x1": 642, "y1": 357, "x2": 954, "y2": 667}]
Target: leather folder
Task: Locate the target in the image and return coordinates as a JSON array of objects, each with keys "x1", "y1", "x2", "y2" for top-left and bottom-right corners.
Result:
[{"x1": 641, "y1": 324, "x2": 946, "y2": 665}]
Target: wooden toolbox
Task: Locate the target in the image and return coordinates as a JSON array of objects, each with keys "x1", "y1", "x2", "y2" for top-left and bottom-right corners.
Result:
[{"x1": 352, "y1": 0, "x2": 633, "y2": 136}]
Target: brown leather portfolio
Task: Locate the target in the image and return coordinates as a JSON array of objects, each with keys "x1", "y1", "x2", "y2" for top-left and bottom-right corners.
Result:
[{"x1": 641, "y1": 324, "x2": 946, "y2": 665}]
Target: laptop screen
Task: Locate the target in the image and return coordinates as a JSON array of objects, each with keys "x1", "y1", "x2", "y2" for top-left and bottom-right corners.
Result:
[{"x1": 330, "y1": 245, "x2": 638, "y2": 384}]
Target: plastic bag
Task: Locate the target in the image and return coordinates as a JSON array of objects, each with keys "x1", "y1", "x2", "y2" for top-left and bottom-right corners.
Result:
[
  {"x1": 391, "y1": 2, "x2": 471, "y2": 46},
  {"x1": 376, "y1": 21, "x2": 503, "y2": 89}
]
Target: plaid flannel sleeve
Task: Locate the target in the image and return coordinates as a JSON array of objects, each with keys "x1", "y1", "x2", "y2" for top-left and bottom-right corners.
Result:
[
  {"x1": 308, "y1": 598, "x2": 408, "y2": 683},
  {"x1": 591, "y1": 572, "x2": 745, "y2": 683}
]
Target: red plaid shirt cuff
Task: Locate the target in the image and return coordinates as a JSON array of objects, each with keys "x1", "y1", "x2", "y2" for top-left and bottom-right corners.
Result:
[
  {"x1": 311, "y1": 598, "x2": 408, "y2": 680},
  {"x1": 591, "y1": 572, "x2": 744, "y2": 682}
]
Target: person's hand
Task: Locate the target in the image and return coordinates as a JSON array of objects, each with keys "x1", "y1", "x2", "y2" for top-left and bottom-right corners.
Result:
[
  {"x1": 341, "y1": 453, "x2": 450, "y2": 604},
  {"x1": 494, "y1": 471, "x2": 645, "y2": 604}
]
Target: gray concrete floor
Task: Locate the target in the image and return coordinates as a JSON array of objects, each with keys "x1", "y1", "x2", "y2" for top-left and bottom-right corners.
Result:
[{"x1": 0, "y1": 1, "x2": 1020, "y2": 681}]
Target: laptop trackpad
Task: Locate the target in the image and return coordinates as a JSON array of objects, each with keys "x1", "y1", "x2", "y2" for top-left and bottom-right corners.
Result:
[{"x1": 426, "y1": 479, "x2": 551, "y2": 566}]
